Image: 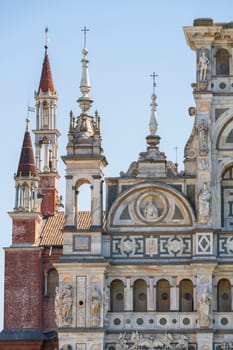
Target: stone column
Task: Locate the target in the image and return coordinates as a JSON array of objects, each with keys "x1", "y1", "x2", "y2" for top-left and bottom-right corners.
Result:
[
  {"x1": 124, "y1": 278, "x2": 132, "y2": 311},
  {"x1": 147, "y1": 277, "x2": 154, "y2": 310},
  {"x1": 171, "y1": 277, "x2": 178, "y2": 311},
  {"x1": 91, "y1": 175, "x2": 102, "y2": 227},
  {"x1": 64, "y1": 176, "x2": 75, "y2": 226}
]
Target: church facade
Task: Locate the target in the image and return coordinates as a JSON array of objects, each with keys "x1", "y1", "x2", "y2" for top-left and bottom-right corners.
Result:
[{"x1": 1, "y1": 18, "x2": 233, "y2": 350}]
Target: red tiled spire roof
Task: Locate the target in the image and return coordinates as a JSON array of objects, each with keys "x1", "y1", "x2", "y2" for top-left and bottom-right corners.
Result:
[
  {"x1": 17, "y1": 123, "x2": 37, "y2": 177},
  {"x1": 38, "y1": 48, "x2": 55, "y2": 93}
]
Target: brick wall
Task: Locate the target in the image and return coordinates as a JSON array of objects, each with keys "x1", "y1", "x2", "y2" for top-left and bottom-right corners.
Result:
[
  {"x1": 12, "y1": 216, "x2": 41, "y2": 245},
  {"x1": 4, "y1": 248, "x2": 42, "y2": 329}
]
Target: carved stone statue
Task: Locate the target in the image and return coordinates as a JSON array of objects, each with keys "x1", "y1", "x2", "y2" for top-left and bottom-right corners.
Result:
[
  {"x1": 55, "y1": 284, "x2": 73, "y2": 327},
  {"x1": 199, "y1": 120, "x2": 208, "y2": 155},
  {"x1": 176, "y1": 335, "x2": 188, "y2": 350},
  {"x1": 144, "y1": 198, "x2": 158, "y2": 219},
  {"x1": 197, "y1": 287, "x2": 212, "y2": 327},
  {"x1": 116, "y1": 332, "x2": 189, "y2": 350},
  {"x1": 90, "y1": 286, "x2": 101, "y2": 326},
  {"x1": 199, "y1": 51, "x2": 209, "y2": 81},
  {"x1": 199, "y1": 183, "x2": 211, "y2": 224}
]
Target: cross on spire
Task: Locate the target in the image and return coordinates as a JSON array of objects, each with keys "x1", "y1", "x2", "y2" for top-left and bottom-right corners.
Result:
[
  {"x1": 150, "y1": 72, "x2": 158, "y2": 95},
  {"x1": 81, "y1": 26, "x2": 89, "y2": 48}
]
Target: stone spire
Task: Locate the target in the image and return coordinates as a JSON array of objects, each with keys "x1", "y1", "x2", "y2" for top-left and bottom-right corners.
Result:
[
  {"x1": 123, "y1": 84, "x2": 168, "y2": 178},
  {"x1": 66, "y1": 27, "x2": 106, "y2": 156},
  {"x1": 146, "y1": 93, "x2": 160, "y2": 147},
  {"x1": 77, "y1": 33, "x2": 93, "y2": 114},
  {"x1": 149, "y1": 94, "x2": 158, "y2": 135}
]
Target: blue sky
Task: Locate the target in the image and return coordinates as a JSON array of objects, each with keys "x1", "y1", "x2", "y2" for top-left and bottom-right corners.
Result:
[{"x1": 1, "y1": 0, "x2": 233, "y2": 328}]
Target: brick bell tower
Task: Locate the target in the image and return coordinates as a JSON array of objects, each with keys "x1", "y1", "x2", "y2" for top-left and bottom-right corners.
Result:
[
  {"x1": 34, "y1": 28, "x2": 60, "y2": 216},
  {"x1": 0, "y1": 31, "x2": 60, "y2": 350},
  {"x1": 1, "y1": 120, "x2": 45, "y2": 349}
]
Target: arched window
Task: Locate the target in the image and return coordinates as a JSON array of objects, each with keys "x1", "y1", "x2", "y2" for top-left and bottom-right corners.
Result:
[
  {"x1": 47, "y1": 269, "x2": 58, "y2": 297},
  {"x1": 110, "y1": 279, "x2": 124, "y2": 312},
  {"x1": 221, "y1": 165, "x2": 233, "y2": 229},
  {"x1": 217, "y1": 279, "x2": 231, "y2": 312},
  {"x1": 133, "y1": 279, "x2": 147, "y2": 312},
  {"x1": 179, "y1": 279, "x2": 194, "y2": 312},
  {"x1": 156, "y1": 279, "x2": 170, "y2": 312},
  {"x1": 216, "y1": 49, "x2": 230, "y2": 76}
]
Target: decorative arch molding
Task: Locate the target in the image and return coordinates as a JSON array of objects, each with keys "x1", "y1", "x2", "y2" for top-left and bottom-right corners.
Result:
[
  {"x1": 176, "y1": 275, "x2": 196, "y2": 286},
  {"x1": 213, "y1": 108, "x2": 233, "y2": 149},
  {"x1": 106, "y1": 182, "x2": 195, "y2": 232}
]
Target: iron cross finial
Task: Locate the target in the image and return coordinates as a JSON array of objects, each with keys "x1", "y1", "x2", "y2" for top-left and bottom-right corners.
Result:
[
  {"x1": 81, "y1": 26, "x2": 89, "y2": 48},
  {"x1": 150, "y1": 72, "x2": 158, "y2": 95}
]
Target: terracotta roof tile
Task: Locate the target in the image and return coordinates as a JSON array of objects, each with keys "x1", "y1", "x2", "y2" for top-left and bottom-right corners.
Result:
[
  {"x1": 17, "y1": 131, "x2": 37, "y2": 177},
  {"x1": 38, "y1": 211, "x2": 106, "y2": 246},
  {"x1": 38, "y1": 53, "x2": 54, "y2": 93}
]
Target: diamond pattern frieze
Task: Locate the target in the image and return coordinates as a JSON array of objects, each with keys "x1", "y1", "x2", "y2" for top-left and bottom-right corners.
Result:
[{"x1": 196, "y1": 233, "x2": 213, "y2": 255}]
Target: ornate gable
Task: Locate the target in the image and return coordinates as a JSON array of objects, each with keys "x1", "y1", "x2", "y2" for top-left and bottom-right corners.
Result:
[{"x1": 106, "y1": 183, "x2": 195, "y2": 232}]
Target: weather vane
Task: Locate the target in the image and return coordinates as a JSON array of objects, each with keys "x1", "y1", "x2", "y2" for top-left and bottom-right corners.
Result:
[
  {"x1": 81, "y1": 26, "x2": 89, "y2": 48},
  {"x1": 150, "y1": 72, "x2": 158, "y2": 95},
  {"x1": 45, "y1": 27, "x2": 49, "y2": 50}
]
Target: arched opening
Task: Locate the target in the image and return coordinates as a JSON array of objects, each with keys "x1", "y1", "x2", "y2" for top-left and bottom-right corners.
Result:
[
  {"x1": 75, "y1": 180, "x2": 91, "y2": 228},
  {"x1": 133, "y1": 279, "x2": 147, "y2": 312},
  {"x1": 156, "y1": 279, "x2": 170, "y2": 312},
  {"x1": 110, "y1": 279, "x2": 124, "y2": 312},
  {"x1": 46, "y1": 269, "x2": 59, "y2": 297},
  {"x1": 179, "y1": 279, "x2": 194, "y2": 312},
  {"x1": 216, "y1": 48, "x2": 230, "y2": 76},
  {"x1": 217, "y1": 279, "x2": 231, "y2": 312},
  {"x1": 221, "y1": 165, "x2": 233, "y2": 229},
  {"x1": 39, "y1": 136, "x2": 53, "y2": 172}
]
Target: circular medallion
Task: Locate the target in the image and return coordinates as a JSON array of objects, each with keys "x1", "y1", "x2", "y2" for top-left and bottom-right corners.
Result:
[{"x1": 136, "y1": 192, "x2": 167, "y2": 223}]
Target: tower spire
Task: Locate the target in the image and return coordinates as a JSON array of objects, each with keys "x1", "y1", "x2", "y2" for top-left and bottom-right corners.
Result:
[
  {"x1": 149, "y1": 72, "x2": 158, "y2": 136},
  {"x1": 34, "y1": 29, "x2": 60, "y2": 216},
  {"x1": 38, "y1": 27, "x2": 54, "y2": 93},
  {"x1": 77, "y1": 26, "x2": 93, "y2": 114},
  {"x1": 17, "y1": 119, "x2": 37, "y2": 177}
]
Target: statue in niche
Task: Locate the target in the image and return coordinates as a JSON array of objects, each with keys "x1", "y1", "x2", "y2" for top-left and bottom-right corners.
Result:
[
  {"x1": 143, "y1": 198, "x2": 158, "y2": 219},
  {"x1": 90, "y1": 286, "x2": 101, "y2": 326},
  {"x1": 197, "y1": 287, "x2": 212, "y2": 327},
  {"x1": 199, "y1": 120, "x2": 208, "y2": 155},
  {"x1": 199, "y1": 51, "x2": 209, "y2": 81},
  {"x1": 199, "y1": 183, "x2": 211, "y2": 223},
  {"x1": 55, "y1": 284, "x2": 73, "y2": 327}
]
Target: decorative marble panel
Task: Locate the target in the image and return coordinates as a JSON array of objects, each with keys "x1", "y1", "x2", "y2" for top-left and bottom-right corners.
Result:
[
  {"x1": 111, "y1": 235, "x2": 192, "y2": 258},
  {"x1": 195, "y1": 233, "x2": 213, "y2": 255},
  {"x1": 76, "y1": 276, "x2": 86, "y2": 327},
  {"x1": 108, "y1": 311, "x2": 197, "y2": 330},
  {"x1": 219, "y1": 235, "x2": 233, "y2": 256}
]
